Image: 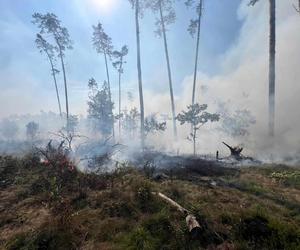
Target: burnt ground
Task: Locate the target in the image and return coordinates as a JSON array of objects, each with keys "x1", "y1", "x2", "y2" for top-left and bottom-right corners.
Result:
[
  {"x1": 132, "y1": 151, "x2": 240, "y2": 176},
  {"x1": 0, "y1": 153, "x2": 300, "y2": 250}
]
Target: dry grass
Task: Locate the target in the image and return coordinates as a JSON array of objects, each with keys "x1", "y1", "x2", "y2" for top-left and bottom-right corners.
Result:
[{"x1": 0, "y1": 156, "x2": 300, "y2": 249}]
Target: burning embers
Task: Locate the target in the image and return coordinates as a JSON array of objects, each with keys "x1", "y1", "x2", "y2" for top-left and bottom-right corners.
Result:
[{"x1": 38, "y1": 140, "x2": 76, "y2": 172}]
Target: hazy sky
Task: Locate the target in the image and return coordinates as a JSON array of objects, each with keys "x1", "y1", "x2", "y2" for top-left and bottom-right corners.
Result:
[
  {"x1": 1, "y1": 0, "x2": 300, "y2": 157},
  {"x1": 0, "y1": 0, "x2": 242, "y2": 117}
]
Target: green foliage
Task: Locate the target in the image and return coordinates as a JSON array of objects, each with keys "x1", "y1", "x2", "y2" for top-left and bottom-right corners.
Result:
[
  {"x1": 122, "y1": 227, "x2": 158, "y2": 250},
  {"x1": 177, "y1": 103, "x2": 220, "y2": 128},
  {"x1": 177, "y1": 103, "x2": 219, "y2": 154},
  {"x1": 144, "y1": 115, "x2": 166, "y2": 136},
  {"x1": 120, "y1": 211, "x2": 187, "y2": 250},
  {"x1": 146, "y1": 0, "x2": 176, "y2": 38},
  {"x1": 0, "y1": 156, "x2": 21, "y2": 188},
  {"x1": 92, "y1": 22, "x2": 113, "y2": 56},
  {"x1": 112, "y1": 45, "x2": 128, "y2": 74},
  {"x1": 184, "y1": 0, "x2": 203, "y2": 37},
  {"x1": 142, "y1": 212, "x2": 175, "y2": 245},
  {"x1": 134, "y1": 181, "x2": 153, "y2": 211},
  {"x1": 32, "y1": 12, "x2": 73, "y2": 55},
  {"x1": 235, "y1": 209, "x2": 300, "y2": 250},
  {"x1": 6, "y1": 227, "x2": 78, "y2": 250},
  {"x1": 121, "y1": 107, "x2": 140, "y2": 137},
  {"x1": 271, "y1": 170, "x2": 300, "y2": 189},
  {"x1": 87, "y1": 80, "x2": 114, "y2": 136},
  {"x1": 239, "y1": 181, "x2": 269, "y2": 196}
]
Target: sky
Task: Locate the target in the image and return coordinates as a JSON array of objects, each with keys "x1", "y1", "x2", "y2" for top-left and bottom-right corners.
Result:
[
  {"x1": 1, "y1": 0, "x2": 300, "y2": 158},
  {"x1": 0, "y1": 0, "x2": 242, "y2": 117}
]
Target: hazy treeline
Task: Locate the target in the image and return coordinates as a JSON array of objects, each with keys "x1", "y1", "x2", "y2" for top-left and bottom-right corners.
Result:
[{"x1": 3, "y1": 0, "x2": 298, "y2": 157}]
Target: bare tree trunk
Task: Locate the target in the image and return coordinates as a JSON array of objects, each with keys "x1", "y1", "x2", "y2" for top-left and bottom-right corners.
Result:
[
  {"x1": 118, "y1": 59, "x2": 123, "y2": 139},
  {"x1": 135, "y1": 0, "x2": 145, "y2": 149},
  {"x1": 58, "y1": 50, "x2": 69, "y2": 127},
  {"x1": 295, "y1": 0, "x2": 300, "y2": 12},
  {"x1": 192, "y1": 0, "x2": 203, "y2": 105},
  {"x1": 104, "y1": 52, "x2": 115, "y2": 139},
  {"x1": 46, "y1": 51, "x2": 62, "y2": 116},
  {"x1": 193, "y1": 128, "x2": 196, "y2": 155},
  {"x1": 104, "y1": 52, "x2": 112, "y2": 99},
  {"x1": 269, "y1": 0, "x2": 276, "y2": 136},
  {"x1": 159, "y1": 1, "x2": 177, "y2": 139}
]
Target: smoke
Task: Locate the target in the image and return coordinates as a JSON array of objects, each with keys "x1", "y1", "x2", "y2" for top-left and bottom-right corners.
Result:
[
  {"x1": 124, "y1": 0, "x2": 300, "y2": 161},
  {"x1": 0, "y1": 0, "x2": 299, "y2": 164}
]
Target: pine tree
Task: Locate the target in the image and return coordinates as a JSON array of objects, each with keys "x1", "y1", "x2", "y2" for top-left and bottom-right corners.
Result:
[
  {"x1": 112, "y1": 45, "x2": 129, "y2": 138},
  {"x1": 249, "y1": 0, "x2": 276, "y2": 136},
  {"x1": 147, "y1": 0, "x2": 177, "y2": 139},
  {"x1": 35, "y1": 34, "x2": 62, "y2": 116}
]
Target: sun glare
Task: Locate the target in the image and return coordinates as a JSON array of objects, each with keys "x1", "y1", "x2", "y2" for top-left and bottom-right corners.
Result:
[{"x1": 90, "y1": 0, "x2": 117, "y2": 13}]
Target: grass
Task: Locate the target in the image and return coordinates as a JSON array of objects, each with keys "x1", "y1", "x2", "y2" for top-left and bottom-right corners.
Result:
[{"x1": 0, "y1": 155, "x2": 300, "y2": 249}]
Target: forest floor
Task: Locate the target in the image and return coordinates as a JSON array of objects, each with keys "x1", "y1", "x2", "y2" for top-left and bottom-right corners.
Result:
[{"x1": 0, "y1": 153, "x2": 300, "y2": 250}]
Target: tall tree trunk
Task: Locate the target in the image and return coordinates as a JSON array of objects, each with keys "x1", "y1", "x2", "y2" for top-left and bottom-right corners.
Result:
[
  {"x1": 193, "y1": 128, "x2": 196, "y2": 155},
  {"x1": 135, "y1": 0, "x2": 145, "y2": 149},
  {"x1": 104, "y1": 52, "x2": 115, "y2": 139},
  {"x1": 159, "y1": 1, "x2": 177, "y2": 139},
  {"x1": 192, "y1": 0, "x2": 203, "y2": 105},
  {"x1": 104, "y1": 52, "x2": 112, "y2": 99},
  {"x1": 58, "y1": 49, "x2": 69, "y2": 127},
  {"x1": 269, "y1": 0, "x2": 276, "y2": 136},
  {"x1": 118, "y1": 58, "x2": 123, "y2": 139},
  {"x1": 46, "y1": 51, "x2": 62, "y2": 116}
]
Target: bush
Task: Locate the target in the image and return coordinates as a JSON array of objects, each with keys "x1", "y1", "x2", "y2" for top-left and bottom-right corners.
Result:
[
  {"x1": 142, "y1": 212, "x2": 177, "y2": 248},
  {"x1": 271, "y1": 171, "x2": 300, "y2": 189},
  {"x1": 236, "y1": 211, "x2": 300, "y2": 250},
  {"x1": 134, "y1": 181, "x2": 153, "y2": 212},
  {"x1": 5, "y1": 227, "x2": 78, "y2": 250},
  {"x1": 121, "y1": 227, "x2": 158, "y2": 250}
]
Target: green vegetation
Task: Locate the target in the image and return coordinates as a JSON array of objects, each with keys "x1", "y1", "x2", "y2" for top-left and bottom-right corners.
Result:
[{"x1": 1, "y1": 155, "x2": 300, "y2": 249}]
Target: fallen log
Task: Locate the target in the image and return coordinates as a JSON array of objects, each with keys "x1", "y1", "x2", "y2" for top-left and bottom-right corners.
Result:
[{"x1": 153, "y1": 192, "x2": 201, "y2": 238}]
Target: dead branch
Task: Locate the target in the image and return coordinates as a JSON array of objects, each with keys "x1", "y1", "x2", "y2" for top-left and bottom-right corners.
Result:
[
  {"x1": 153, "y1": 192, "x2": 201, "y2": 238},
  {"x1": 222, "y1": 142, "x2": 243, "y2": 159},
  {"x1": 156, "y1": 192, "x2": 187, "y2": 213},
  {"x1": 293, "y1": 2, "x2": 300, "y2": 13},
  {"x1": 36, "y1": 140, "x2": 74, "y2": 170},
  {"x1": 50, "y1": 130, "x2": 88, "y2": 152}
]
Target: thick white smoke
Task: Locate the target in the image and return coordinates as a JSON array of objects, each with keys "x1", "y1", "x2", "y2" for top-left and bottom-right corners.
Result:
[
  {"x1": 128, "y1": 0, "x2": 300, "y2": 161},
  {"x1": 1, "y1": 0, "x2": 299, "y2": 164}
]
